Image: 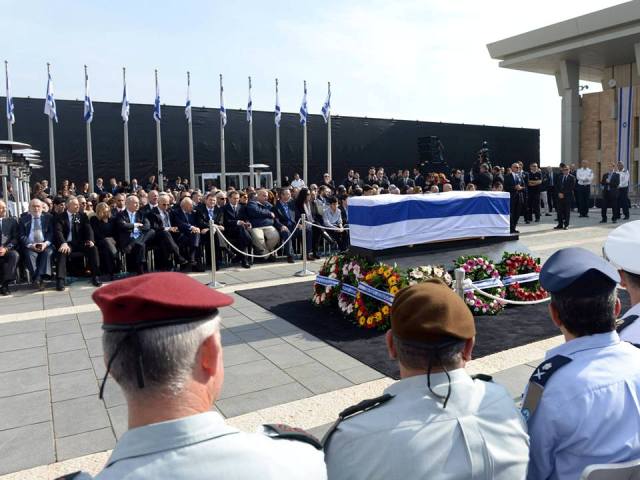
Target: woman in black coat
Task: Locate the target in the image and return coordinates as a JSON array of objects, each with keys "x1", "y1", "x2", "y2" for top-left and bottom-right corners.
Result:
[{"x1": 90, "y1": 202, "x2": 119, "y2": 279}]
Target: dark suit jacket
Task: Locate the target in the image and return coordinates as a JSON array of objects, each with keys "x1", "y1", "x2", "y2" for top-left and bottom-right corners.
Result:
[
  {"x1": 194, "y1": 203, "x2": 223, "y2": 230},
  {"x1": 474, "y1": 172, "x2": 493, "y2": 191},
  {"x1": 90, "y1": 215, "x2": 116, "y2": 242},
  {"x1": 246, "y1": 201, "x2": 283, "y2": 229},
  {"x1": 601, "y1": 172, "x2": 620, "y2": 193},
  {"x1": 504, "y1": 173, "x2": 525, "y2": 195},
  {"x1": 223, "y1": 203, "x2": 248, "y2": 233},
  {"x1": 274, "y1": 200, "x2": 297, "y2": 230},
  {"x1": 556, "y1": 174, "x2": 576, "y2": 197},
  {"x1": 170, "y1": 208, "x2": 199, "y2": 235},
  {"x1": 115, "y1": 210, "x2": 151, "y2": 247},
  {"x1": 19, "y1": 213, "x2": 55, "y2": 247},
  {"x1": 0, "y1": 217, "x2": 19, "y2": 249},
  {"x1": 54, "y1": 212, "x2": 94, "y2": 247},
  {"x1": 413, "y1": 174, "x2": 425, "y2": 188}
]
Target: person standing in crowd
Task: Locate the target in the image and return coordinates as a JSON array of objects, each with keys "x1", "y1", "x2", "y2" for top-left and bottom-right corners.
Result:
[
  {"x1": 526, "y1": 163, "x2": 543, "y2": 222},
  {"x1": 525, "y1": 247, "x2": 640, "y2": 479},
  {"x1": 491, "y1": 165, "x2": 504, "y2": 186},
  {"x1": 412, "y1": 167, "x2": 425, "y2": 188},
  {"x1": 320, "y1": 173, "x2": 335, "y2": 190},
  {"x1": 290, "y1": 173, "x2": 305, "y2": 189},
  {"x1": 616, "y1": 161, "x2": 631, "y2": 220},
  {"x1": 19, "y1": 199, "x2": 54, "y2": 290},
  {"x1": 223, "y1": 190, "x2": 252, "y2": 269},
  {"x1": 604, "y1": 221, "x2": 640, "y2": 343},
  {"x1": 90, "y1": 202, "x2": 119, "y2": 281},
  {"x1": 325, "y1": 280, "x2": 529, "y2": 479},
  {"x1": 600, "y1": 161, "x2": 620, "y2": 223},
  {"x1": 545, "y1": 166, "x2": 556, "y2": 217},
  {"x1": 575, "y1": 160, "x2": 593, "y2": 218},
  {"x1": 115, "y1": 195, "x2": 154, "y2": 275},
  {"x1": 395, "y1": 170, "x2": 415, "y2": 190},
  {"x1": 450, "y1": 169, "x2": 465, "y2": 191},
  {"x1": 539, "y1": 167, "x2": 551, "y2": 216},
  {"x1": 0, "y1": 200, "x2": 20, "y2": 295},
  {"x1": 95, "y1": 177, "x2": 106, "y2": 195},
  {"x1": 293, "y1": 188, "x2": 317, "y2": 261},
  {"x1": 554, "y1": 163, "x2": 575, "y2": 230},
  {"x1": 504, "y1": 163, "x2": 526, "y2": 233},
  {"x1": 474, "y1": 163, "x2": 493, "y2": 191}
]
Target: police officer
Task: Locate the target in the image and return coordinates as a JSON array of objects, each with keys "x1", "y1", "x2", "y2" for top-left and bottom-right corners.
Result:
[
  {"x1": 324, "y1": 280, "x2": 529, "y2": 480},
  {"x1": 524, "y1": 247, "x2": 640, "y2": 480},
  {"x1": 59, "y1": 272, "x2": 326, "y2": 480},
  {"x1": 604, "y1": 220, "x2": 640, "y2": 343}
]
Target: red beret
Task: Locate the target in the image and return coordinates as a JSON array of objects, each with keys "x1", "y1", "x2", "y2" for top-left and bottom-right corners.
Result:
[{"x1": 92, "y1": 272, "x2": 234, "y2": 330}]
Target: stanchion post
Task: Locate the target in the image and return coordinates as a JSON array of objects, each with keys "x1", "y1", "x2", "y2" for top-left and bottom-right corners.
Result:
[
  {"x1": 455, "y1": 268, "x2": 465, "y2": 299},
  {"x1": 294, "y1": 214, "x2": 315, "y2": 277},
  {"x1": 207, "y1": 219, "x2": 225, "y2": 288}
]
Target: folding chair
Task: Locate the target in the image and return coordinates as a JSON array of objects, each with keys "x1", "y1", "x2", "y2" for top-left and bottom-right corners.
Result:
[{"x1": 580, "y1": 458, "x2": 640, "y2": 480}]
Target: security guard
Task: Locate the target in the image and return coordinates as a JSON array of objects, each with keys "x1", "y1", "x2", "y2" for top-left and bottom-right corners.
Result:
[
  {"x1": 524, "y1": 247, "x2": 640, "y2": 480},
  {"x1": 604, "y1": 220, "x2": 640, "y2": 344},
  {"x1": 324, "y1": 280, "x2": 529, "y2": 480},
  {"x1": 57, "y1": 272, "x2": 326, "y2": 480}
]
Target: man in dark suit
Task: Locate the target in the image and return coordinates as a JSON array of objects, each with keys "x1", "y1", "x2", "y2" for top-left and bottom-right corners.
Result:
[
  {"x1": 194, "y1": 192, "x2": 224, "y2": 270},
  {"x1": 473, "y1": 163, "x2": 493, "y2": 191},
  {"x1": 413, "y1": 168, "x2": 425, "y2": 189},
  {"x1": 526, "y1": 163, "x2": 543, "y2": 222},
  {"x1": 600, "y1": 162, "x2": 621, "y2": 223},
  {"x1": 95, "y1": 177, "x2": 106, "y2": 195},
  {"x1": 0, "y1": 200, "x2": 20, "y2": 295},
  {"x1": 246, "y1": 189, "x2": 285, "y2": 261},
  {"x1": 395, "y1": 170, "x2": 415, "y2": 189},
  {"x1": 554, "y1": 164, "x2": 576, "y2": 230},
  {"x1": 171, "y1": 197, "x2": 204, "y2": 269},
  {"x1": 19, "y1": 198, "x2": 55, "y2": 290},
  {"x1": 54, "y1": 196, "x2": 101, "y2": 290},
  {"x1": 115, "y1": 195, "x2": 154, "y2": 275},
  {"x1": 504, "y1": 163, "x2": 526, "y2": 233},
  {"x1": 223, "y1": 191, "x2": 251, "y2": 268},
  {"x1": 273, "y1": 188, "x2": 296, "y2": 263},
  {"x1": 146, "y1": 193, "x2": 188, "y2": 271}
]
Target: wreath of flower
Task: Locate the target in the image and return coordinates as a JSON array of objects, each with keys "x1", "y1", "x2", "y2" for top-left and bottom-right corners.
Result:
[
  {"x1": 498, "y1": 252, "x2": 547, "y2": 302},
  {"x1": 337, "y1": 256, "x2": 370, "y2": 318},
  {"x1": 355, "y1": 263, "x2": 407, "y2": 330},
  {"x1": 455, "y1": 255, "x2": 505, "y2": 316},
  {"x1": 406, "y1": 265, "x2": 454, "y2": 288},
  {"x1": 311, "y1": 255, "x2": 342, "y2": 307}
]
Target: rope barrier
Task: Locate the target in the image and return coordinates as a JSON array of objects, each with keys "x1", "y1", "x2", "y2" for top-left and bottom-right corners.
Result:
[
  {"x1": 304, "y1": 220, "x2": 350, "y2": 231},
  {"x1": 467, "y1": 283, "x2": 551, "y2": 305},
  {"x1": 212, "y1": 218, "x2": 302, "y2": 259}
]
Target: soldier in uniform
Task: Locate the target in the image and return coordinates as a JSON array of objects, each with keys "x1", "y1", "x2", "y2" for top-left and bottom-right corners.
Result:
[
  {"x1": 324, "y1": 280, "x2": 529, "y2": 479},
  {"x1": 604, "y1": 220, "x2": 640, "y2": 344},
  {"x1": 524, "y1": 247, "x2": 640, "y2": 480},
  {"x1": 58, "y1": 272, "x2": 326, "y2": 480}
]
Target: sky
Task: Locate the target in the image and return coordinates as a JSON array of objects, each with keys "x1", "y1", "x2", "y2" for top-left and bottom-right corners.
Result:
[{"x1": 2, "y1": 0, "x2": 629, "y2": 166}]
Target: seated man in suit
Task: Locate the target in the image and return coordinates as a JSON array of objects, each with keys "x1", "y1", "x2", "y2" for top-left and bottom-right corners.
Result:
[
  {"x1": 115, "y1": 195, "x2": 154, "y2": 275},
  {"x1": 273, "y1": 188, "x2": 297, "y2": 263},
  {"x1": 171, "y1": 197, "x2": 205, "y2": 270},
  {"x1": 145, "y1": 193, "x2": 188, "y2": 271},
  {"x1": 19, "y1": 199, "x2": 55, "y2": 290},
  {"x1": 54, "y1": 196, "x2": 101, "y2": 290},
  {"x1": 0, "y1": 200, "x2": 20, "y2": 295},
  {"x1": 246, "y1": 189, "x2": 285, "y2": 262},
  {"x1": 223, "y1": 190, "x2": 251, "y2": 268},
  {"x1": 194, "y1": 191, "x2": 224, "y2": 270}
]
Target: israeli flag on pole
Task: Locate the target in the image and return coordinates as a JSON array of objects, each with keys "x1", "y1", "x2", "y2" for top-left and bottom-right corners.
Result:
[
  {"x1": 617, "y1": 86, "x2": 634, "y2": 169},
  {"x1": 299, "y1": 83, "x2": 308, "y2": 125},
  {"x1": 246, "y1": 78, "x2": 252, "y2": 124},
  {"x1": 321, "y1": 85, "x2": 331, "y2": 124},
  {"x1": 121, "y1": 81, "x2": 129, "y2": 122},
  {"x1": 220, "y1": 80, "x2": 227, "y2": 127},
  {"x1": 84, "y1": 69, "x2": 94, "y2": 124},
  {"x1": 153, "y1": 78, "x2": 161, "y2": 123},
  {"x1": 44, "y1": 72, "x2": 58, "y2": 123},
  {"x1": 275, "y1": 82, "x2": 281, "y2": 127},
  {"x1": 5, "y1": 64, "x2": 15, "y2": 125},
  {"x1": 185, "y1": 76, "x2": 192, "y2": 123}
]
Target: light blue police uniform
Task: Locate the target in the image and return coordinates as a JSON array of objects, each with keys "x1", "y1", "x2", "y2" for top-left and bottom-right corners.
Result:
[{"x1": 526, "y1": 331, "x2": 640, "y2": 480}]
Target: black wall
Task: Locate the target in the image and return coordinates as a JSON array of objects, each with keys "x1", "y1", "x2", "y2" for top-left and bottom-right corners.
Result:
[{"x1": 1, "y1": 97, "x2": 539, "y2": 187}]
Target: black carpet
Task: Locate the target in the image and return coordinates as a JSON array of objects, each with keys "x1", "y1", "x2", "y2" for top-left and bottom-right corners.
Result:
[{"x1": 238, "y1": 281, "x2": 631, "y2": 380}]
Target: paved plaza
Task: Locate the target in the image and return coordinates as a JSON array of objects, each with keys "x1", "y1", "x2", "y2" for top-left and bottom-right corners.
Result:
[{"x1": 0, "y1": 209, "x2": 637, "y2": 479}]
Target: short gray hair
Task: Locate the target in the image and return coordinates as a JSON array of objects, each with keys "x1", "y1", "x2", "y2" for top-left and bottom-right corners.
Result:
[
  {"x1": 394, "y1": 336, "x2": 465, "y2": 371},
  {"x1": 103, "y1": 315, "x2": 220, "y2": 397}
]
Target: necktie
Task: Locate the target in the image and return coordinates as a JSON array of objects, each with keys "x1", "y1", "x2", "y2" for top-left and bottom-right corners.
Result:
[
  {"x1": 0, "y1": 219, "x2": 5, "y2": 245},
  {"x1": 131, "y1": 213, "x2": 140, "y2": 239},
  {"x1": 208, "y1": 209, "x2": 214, "y2": 220},
  {"x1": 71, "y1": 214, "x2": 78, "y2": 242},
  {"x1": 33, "y1": 217, "x2": 44, "y2": 243},
  {"x1": 162, "y1": 211, "x2": 170, "y2": 228}
]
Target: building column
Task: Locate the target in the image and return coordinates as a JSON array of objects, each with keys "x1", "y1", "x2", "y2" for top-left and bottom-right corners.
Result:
[{"x1": 555, "y1": 60, "x2": 580, "y2": 166}]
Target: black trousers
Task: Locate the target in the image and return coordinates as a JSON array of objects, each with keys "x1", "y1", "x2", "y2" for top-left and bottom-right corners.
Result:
[
  {"x1": 0, "y1": 250, "x2": 19, "y2": 284},
  {"x1": 616, "y1": 187, "x2": 630, "y2": 219},
  {"x1": 56, "y1": 243, "x2": 100, "y2": 279},
  {"x1": 97, "y1": 237, "x2": 118, "y2": 275},
  {"x1": 510, "y1": 194, "x2": 523, "y2": 232},
  {"x1": 602, "y1": 191, "x2": 619, "y2": 220},
  {"x1": 154, "y1": 230, "x2": 182, "y2": 269},
  {"x1": 557, "y1": 196, "x2": 571, "y2": 227},
  {"x1": 576, "y1": 185, "x2": 591, "y2": 216},
  {"x1": 527, "y1": 191, "x2": 541, "y2": 221}
]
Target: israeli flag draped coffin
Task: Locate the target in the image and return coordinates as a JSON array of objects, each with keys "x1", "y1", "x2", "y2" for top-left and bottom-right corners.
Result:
[{"x1": 347, "y1": 191, "x2": 510, "y2": 250}]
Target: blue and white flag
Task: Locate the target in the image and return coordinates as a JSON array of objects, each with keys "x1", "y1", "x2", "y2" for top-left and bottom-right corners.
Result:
[
  {"x1": 44, "y1": 71, "x2": 58, "y2": 123},
  {"x1": 275, "y1": 83, "x2": 281, "y2": 127},
  {"x1": 220, "y1": 80, "x2": 227, "y2": 127},
  {"x1": 321, "y1": 85, "x2": 331, "y2": 123},
  {"x1": 299, "y1": 83, "x2": 308, "y2": 125},
  {"x1": 246, "y1": 78, "x2": 252, "y2": 124},
  {"x1": 153, "y1": 76, "x2": 161, "y2": 123},
  {"x1": 185, "y1": 77, "x2": 192, "y2": 123},
  {"x1": 83, "y1": 69, "x2": 94, "y2": 124},
  {"x1": 5, "y1": 64, "x2": 14, "y2": 125},
  {"x1": 617, "y1": 86, "x2": 634, "y2": 169},
  {"x1": 121, "y1": 81, "x2": 129, "y2": 122}
]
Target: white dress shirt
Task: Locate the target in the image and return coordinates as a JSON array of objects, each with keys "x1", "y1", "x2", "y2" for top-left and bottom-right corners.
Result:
[
  {"x1": 619, "y1": 169, "x2": 630, "y2": 188},
  {"x1": 290, "y1": 178, "x2": 306, "y2": 188},
  {"x1": 576, "y1": 167, "x2": 593, "y2": 186}
]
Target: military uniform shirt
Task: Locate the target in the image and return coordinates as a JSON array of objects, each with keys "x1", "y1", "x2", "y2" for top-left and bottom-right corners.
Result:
[
  {"x1": 325, "y1": 369, "x2": 529, "y2": 480},
  {"x1": 75, "y1": 412, "x2": 327, "y2": 479},
  {"x1": 526, "y1": 331, "x2": 640, "y2": 480},
  {"x1": 618, "y1": 303, "x2": 640, "y2": 344}
]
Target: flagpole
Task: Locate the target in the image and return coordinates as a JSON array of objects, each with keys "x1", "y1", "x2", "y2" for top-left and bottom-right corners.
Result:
[
  {"x1": 47, "y1": 63, "x2": 57, "y2": 194},
  {"x1": 187, "y1": 71, "x2": 195, "y2": 190},
  {"x1": 85, "y1": 65, "x2": 94, "y2": 193},
  {"x1": 327, "y1": 82, "x2": 332, "y2": 180},
  {"x1": 248, "y1": 76, "x2": 254, "y2": 188},
  {"x1": 275, "y1": 78, "x2": 281, "y2": 187},
  {"x1": 5, "y1": 61, "x2": 12, "y2": 142},
  {"x1": 219, "y1": 74, "x2": 226, "y2": 191},
  {"x1": 123, "y1": 67, "x2": 130, "y2": 182},
  {"x1": 303, "y1": 80, "x2": 308, "y2": 186},
  {"x1": 155, "y1": 69, "x2": 163, "y2": 191}
]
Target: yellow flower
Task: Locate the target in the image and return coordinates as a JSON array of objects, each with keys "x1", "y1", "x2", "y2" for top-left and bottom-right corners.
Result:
[
  {"x1": 388, "y1": 276, "x2": 398, "y2": 286},
  {"x1": 377, "y1": 267, "x2": 384, "y2": 275},
  {"x1": 374, "y1": 312, "x2": 382, "y2": 321},
  {"x1": 383, "y1": 270, "x2": 391, "y2": 278},
  {"x1": 366, "y1": 318, "x2": 373, "y2": 326},
  {"x1": 390, "y1": 286, "x2": 399, "y2": 295},
  {"x1": 365, "y1": 274, "x2": 373, "y2": 282},
  {"x1": 381, "y1": 305, "x2": 390, "y2": 315},
  {"x1": 358, "y1": 316, "x2": 365, "y2": 326}
]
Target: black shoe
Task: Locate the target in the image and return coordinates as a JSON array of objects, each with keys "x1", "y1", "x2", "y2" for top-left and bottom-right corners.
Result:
[
  {"x1": 525, "y1": 221, "x2": 531, "y2": 224},
  {"x1": 56, "y1": 279, "x2": 65, "y2": 291},
  {"x1": 177, "y1": 256, "x2": 189, "y2": 266},
  {"x1": 510, "y1": 229, "x2": 519, "y2": 234},
  {"x1": 91, "y1": 276, "x2": 102, "y2": 287},
  {"x1": 553, "y1": 225, "x2": 563, "y2": 230},
  {"x1": 0, "y1": 284, "x2": 8, "y2": 296},
  {"x1": 600, "y1": 219, "x2": 607, "y2": 223},
  {"x1": 267, "y1": 255, "x2": 277, "y2": 263},
  {"x1": 612, "y1": 219, "x2": 618, "y2": 224},
  {"x1": 241, "y1": 261, "x2": 251, "y2": 269},
  {"x1": 535, "y1": 218, "x2": 540, "y2": 222},
  {"x1": 624, "y1": 216, "x2": 630, "y2": 220},
  {"x1": 563, "y1": 226, "x2": 569, "y2": 230},
  {"x1": 545, "y1": 213, "x2": 552, "y2": 216},
  {"x1": 287, "y1": 255, "x2": 295, "y2": 264}
]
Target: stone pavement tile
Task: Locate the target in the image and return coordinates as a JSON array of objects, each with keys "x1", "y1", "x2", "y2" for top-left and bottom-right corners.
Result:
[
  {"x1": 46, "y1": 318, "x2": 81, "y2": 338},
  {"x1": 0, "y1": 346, "x2": 47, "y2": 373},
  {"x1": 305, "y1": 345, "x2": 363, "y2": 372},
  {"x1": 236, "y1": 326, "x2": 284, "y2": 349},
  {"x1": 108, "y1": 404, "x2": 128, "y2": 440},
  {"x1": 46, "y1": 314, "x2": 79, "y2": 324},
  {"x1": 259, "y1": 342, "x2": 315, "y2": 369},
  {"x1": 51, "y1": 369, "x2": 98, "y2": 402},
  {"x1": 101, "y1": 381, "x2": 126, "y2": 408},
  {"x1": 77, "y1": 311, "x2": 103, "y2": 325},
  {"x1": 52, "y1": 396, "x2": 110, "y2": 438},
  {"x1": 47, "y1": 333, "x2": 86, "y2": 354},
  {"x1": 223, "y1": 343, "x2": 265, "y2": 367},
  {"x1": 0, "y1": 422, "x2": 55, "y2": 475},
  {"x1": 338, "y1": 365, "x2": 385, "y2": 384},
  {"x1": 219, "y1": 359, "x2": 294, "y2": 400},
  {"x1": 85, "y1": 336, "x2": 104, "y2": 358},
  {"x1": 281, "y1": 331, "x2": 327, "y2": 351},
  {"x1": 80, "y1": 322, "x2": 103, "y2": 339},
  {"x1": 526, "y1": 358, "x2": 544, "y2": 368},
  {"x1": 220, "y1": 314, "x2": 256, "y2": 331},
  {"x1": 0, "y1": 319, "x2": 45, "y2": 337},
  {"x1": 258, "y1": 317, "x2": 302, "y2": 336},
  {"x1": 491, "y1": 363, "x2": 535, "y2": 400},
  {"x1": 0, "y1": 302, "x2": 42, "y2": 315},
  {"x1": 44, "y1": 297, "x2": 74, "y2": 309},
  {"x1": 91, "y1": 355, "x2": 106, "y2": 378},
  {"x1": 0, "y1": 366, "x2": 49, "y2": 398},
  {"x1": 0, "y1": 390, "x2": 51, "y2": 431},
  {"x1": 220, "y1": 329, "x2": 243, "y2": 347},
  {"x1": 284, "y1": 362, "x2": 353, "y2": 395},
  {"x1": 0, "y1": 331, "x2": 45, "y2": 353},
  {"x1": 56, "y1": 427, "x2": 116, "y2": 461},
  {"x1": 217, "y1": 382, "x2": 312, "y2": 418}
]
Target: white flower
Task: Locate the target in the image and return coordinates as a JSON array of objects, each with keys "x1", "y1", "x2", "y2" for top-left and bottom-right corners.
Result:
[
  {"x1": 423, "y1": 266, "x2": 433, "y2": 275},
  {"x1": 409, "y1": 280, "x2": 417, "y2": 286},
  {"x1": 320, "y1": 293, "x2": 326, "y2": 302},
  {"x1": 325, "y1": 286, "x2": 331, "y2": 293},
  {"x1": 412, "y1": 270, "x2": 424, "y2": 279},
  {"x1": 433, "y1": 267, "x2": 444, "y2": 277},
  {"x1": 443, "y1": 273, "x2": 452, "y2": 285},
  {"x1": 329, "y1": 273, "x2": 337, "y2": 279}
]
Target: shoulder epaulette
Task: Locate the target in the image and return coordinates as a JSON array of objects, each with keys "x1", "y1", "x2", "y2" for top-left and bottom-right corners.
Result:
[
  {"x1": 53, "y1": 472, "x2": 82, "y2": 480},
  {"x1": 263, "y1": 423, "x2": 322, "y2": 450},
  {"x1": 471, "y1": 373, "x2": 493, "y2": 382},
  {"x1": 322, "y1": 393, "x2": 394, "y2": 450},
  {"x1": 521, "y1": 354, "x2": 572, "y2": 423},
  {"x1": 617, "y1": 314, "x2": 639, "y2": 333}
]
